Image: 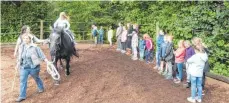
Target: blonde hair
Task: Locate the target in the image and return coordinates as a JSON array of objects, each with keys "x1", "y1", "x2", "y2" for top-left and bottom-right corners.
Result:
[
  {"x1": 143, "y1": 33, "x2": 150, "y2": 39},
  {"x1": 59, "y1": 12, "x2": 69, "y2": 21},
  {"x1": 178, "y1": 40, "x2": 185, "y2": 48}
]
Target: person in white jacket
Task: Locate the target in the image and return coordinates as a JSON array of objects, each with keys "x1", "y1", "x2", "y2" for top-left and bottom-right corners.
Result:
[
  {"x1": 186, "y1": 45, "x2": 208, "y2": 103},
  {"x1": 107, "y1": 26, "x2": 113, "y2": 47}
]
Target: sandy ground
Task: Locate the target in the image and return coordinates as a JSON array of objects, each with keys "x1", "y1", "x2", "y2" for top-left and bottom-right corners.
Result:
[{"x1": 1, "y1": 44, "x2": 229, "y2": 103}]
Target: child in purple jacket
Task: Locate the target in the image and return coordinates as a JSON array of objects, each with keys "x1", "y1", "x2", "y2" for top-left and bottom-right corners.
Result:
[{"x1": 184, "y1": 40, "x2": 195, "y2": 88}]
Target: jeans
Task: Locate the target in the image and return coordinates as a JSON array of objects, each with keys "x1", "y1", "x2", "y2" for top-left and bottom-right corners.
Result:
[
  {"x1": 121, "y1": 42, "x2": 126, "y2": 51},
  {"x1": 191, "y1": 76, "x2": 203, "y2": 100},
  {"x1": 176, "y1": 63, "x2": 184, "y2": 81},
  {"x1": 139, "y1": 49, "x2": 145, "y2": 59},
  {"x1": 166, "y1": 61, "x2": 173, "y2": 79},
  {"x1": 98, "y1": 35, "x2": 103, "y2": 44},
  {"x1": 145, "y1": 50, "x2": 152, "y2": 62},
  {"x1": 117, "y1": 39, "x2": 122, "y2": 50},
  {"x1": 19, "y1": 66, "x2": 44, "y2": 98},
  {"x1": 156, "y1": 51, "x2": 161, "y2": 67}
]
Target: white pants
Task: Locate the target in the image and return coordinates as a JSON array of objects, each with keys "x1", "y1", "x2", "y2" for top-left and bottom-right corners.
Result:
[
  {"x1": 186, "y1": 62, "x2": 191, "y2": 82},
  {"x1": 108, "y1": 38, "x2": 112, "y2": 46}
]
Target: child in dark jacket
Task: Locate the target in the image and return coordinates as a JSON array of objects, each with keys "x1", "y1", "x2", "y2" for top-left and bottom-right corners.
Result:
[
  {"x1": 164, "y1": 35, "x2": 174, "y2": 80},
  {"x1": 158, "y1": 35, "x2": 168, "y2": 75}
]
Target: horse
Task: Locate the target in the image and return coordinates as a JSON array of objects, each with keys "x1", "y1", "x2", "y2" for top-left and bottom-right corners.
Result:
[{"x1": 48, "y1": 27, "x2": 78, "y2": 83}]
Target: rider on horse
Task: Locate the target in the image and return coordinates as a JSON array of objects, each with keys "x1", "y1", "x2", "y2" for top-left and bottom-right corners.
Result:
[{"x1": 54, "y1": 12, "x2": 75, "y2": 43}]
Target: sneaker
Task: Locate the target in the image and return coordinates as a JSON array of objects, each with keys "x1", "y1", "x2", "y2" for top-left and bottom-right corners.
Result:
[
  {"x1": 153, "y1": 66, "x2": 158, "y2": 69},
  {"x1": 202, "y1": 90, "x2": 205, "y2": 95},
  {"x1": 158, "y1": 70, "x2": 163, "y2": 75},
  {"x1": 184, "y1": 82, "x2": 190, "y2": 88},
  {"x1": 38, "y1": 89, "x2": 44, "y2": 93},
  {"x1": 15, "y1": 97, "x2": 26, "y2": 102},
  {"x1": 196, "y1": 99, "x2": 202, "y2": 103},
  {"x1": 174, "y1": 80, "x2": 181, "y2": 84},
  {"x1": 187, "y1": 97, "x2": 196, "y2": 103},
  {"x1": 162, "y1": 72, "x2": 167, "y2": 76}
]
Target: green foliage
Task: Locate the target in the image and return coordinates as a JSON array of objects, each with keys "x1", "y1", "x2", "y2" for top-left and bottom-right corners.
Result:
[{"x1": 1, "y1": 1, "x2": 229, "y2": 76}]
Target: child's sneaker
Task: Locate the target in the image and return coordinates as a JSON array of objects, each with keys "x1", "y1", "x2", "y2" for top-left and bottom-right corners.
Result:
[
  {"x1": 162, "y1": 72, "x2": 167, "y2": 76},
  {"x1": 158, "y1": 70, "x2": 163, "y2": 75},
  {"x1": 196, "y1": 99, "x2": 202, "y2": 103},
  {"x1": 174, "y1": 80, "x2": 181, "y2": 84},
  {"x1": 153, "y1": 66, "x2": 158, "y2": 69},
  {"x1": 187, "y1": 97, "x2": 196, "y2": 103}
]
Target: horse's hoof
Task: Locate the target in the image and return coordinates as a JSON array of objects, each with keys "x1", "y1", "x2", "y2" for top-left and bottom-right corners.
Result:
[{"x1": 65, "y1": 72, "x2": 70, "y2": 76}]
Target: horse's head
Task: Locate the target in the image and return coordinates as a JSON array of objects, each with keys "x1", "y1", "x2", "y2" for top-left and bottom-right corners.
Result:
[{"x1": 49, "y1": 27, "x2": 64, "y2": 57}]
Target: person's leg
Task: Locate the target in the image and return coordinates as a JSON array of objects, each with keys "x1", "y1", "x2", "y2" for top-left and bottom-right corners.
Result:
[
  {"x1": 191, "y1": 76, "x2": 197, "y2": 99},
  {"x1": 166, "y1": 62, "x2": 173, "y2": 79},
  {"x1": 202, "y1": 72, "x2": 206, "y2": 90},
  {"x1": 94, "y1": 36, "x2": 97, "y2": 45},
  {"x1": 155, "y1": 51, "x2": 160, "y2": 68},
  {"x1": 19, "y1": 69, "x2": 29, "y2": 99},
  {"x1": 176, "y1": 63, "x2": 183, "y2": 81},
  {"x1": 101, "y1": 35, "x2": 103, "y2": 44},
  {"x1": 30, "y1": 67, "x2": 44, "y2": 92},
  {"x1": 134, "y1": 46, "x2": 138, "y2": 59},
  {"x1": 197, "y1": 77, "x2": 203, "y2": 101},
  {"x1": 145, "y1": 50, "x2": 149, "y2": 63},
  {"x1": 150, "y1": 50, "x2": 154, "y2": 63}
]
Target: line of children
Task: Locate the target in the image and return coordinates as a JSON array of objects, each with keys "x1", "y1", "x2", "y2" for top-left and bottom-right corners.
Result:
[{"x1": 154, "y1": 35, "x2": 209, "y2": 103}]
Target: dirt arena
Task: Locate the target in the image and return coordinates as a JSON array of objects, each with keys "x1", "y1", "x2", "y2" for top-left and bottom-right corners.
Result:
[{"x1": 1, "y1": 44, "x2": 229, "y2": 103}]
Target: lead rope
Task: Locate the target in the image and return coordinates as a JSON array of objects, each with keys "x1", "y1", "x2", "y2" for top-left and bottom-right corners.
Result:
[{"x1": 46, "y1": 58, "x2": 60, "y2": 81}]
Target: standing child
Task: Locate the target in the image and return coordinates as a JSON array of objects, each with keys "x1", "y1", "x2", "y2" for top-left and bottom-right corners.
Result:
[
  {"x1": 131, "y1": 30, "x2": 138, "y2": 60},
  {"x1": 164, "y1": 35, "x2": 174, "y2": 80},
  {"x1": 187, "y1": 44, "x2": 208, "y2": 103},
  {"x1": 98, "y1": 26, "x2": 104, "y2": 45},
  {"x1": 154, "y1": 30, "x2": 164, "y2": 69},
  {"x1": 144, "y1": 34, "x2": 153, "y2": 64},
  {"x1": 184, "y1": 40, "x2": 195, "y2": 88},
  {"x1": 107, "y1": 26, "x2": 113, "y2": 47},
  {"x1": 121, "y1": 26, "x2": 128, "y2": 53},
  {"x1": 138, "y1": 35, "x2": 145, "y2": 61},
  {"x1": 174, "y1": 40, "x2": 186, "y2": 83},
  {"x1": 158, "y1": 35, "x2": 168, "y2": 75}
]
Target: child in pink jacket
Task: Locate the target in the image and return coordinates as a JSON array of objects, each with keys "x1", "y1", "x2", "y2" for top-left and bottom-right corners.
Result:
[{"x1": 174, "y1": 40, "x2": 186, "y2": 83}]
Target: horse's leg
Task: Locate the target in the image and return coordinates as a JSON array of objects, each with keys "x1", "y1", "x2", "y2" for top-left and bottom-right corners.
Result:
[
  {"x1": 65, "y1": 57, "x2": 71, "y2": 76},
  {"x1": 59, "y1": 58, "x2": 64, "y2": 70}
]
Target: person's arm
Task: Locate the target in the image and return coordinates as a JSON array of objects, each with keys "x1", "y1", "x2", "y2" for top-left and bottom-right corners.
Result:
[
  {"x1": 14, "y1": 38, "x2": 21, "y2": 57},
  {"x1": 54, "y1": 19, "x2": 58, "y2": 29},
  {"x1": 65, "y1": 20, "x2": 70, "y2": 30},
  {"x1": 187, "y1": 55, "x2": 195, "y2": 64},
  {"x1": 175, "y1": 48, "x2": 185, "y2": 58},
  {"x1": 164, "y1": 43, "x2": 172, "y2": 58},
  {"x1": 32, "y1": 35, "x2": 45, "y2": 43}
]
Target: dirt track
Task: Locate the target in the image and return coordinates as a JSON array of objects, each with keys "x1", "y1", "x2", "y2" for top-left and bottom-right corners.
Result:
[{"x1": 1, "y1": 44, "x2": 229, "y2": 103}]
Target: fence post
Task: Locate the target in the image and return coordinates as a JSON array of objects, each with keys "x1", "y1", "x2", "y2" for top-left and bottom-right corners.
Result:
[
  {"x1": 156, "y1": 21, "x2": 159, "y2": 36},
  {"x1": 40, "y1": 20, "x2": 44, "y2": 39}
]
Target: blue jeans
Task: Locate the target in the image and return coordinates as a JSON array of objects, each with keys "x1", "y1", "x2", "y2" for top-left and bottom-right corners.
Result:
[
  {"x1": 98, "y1": 35, "x2": 103, "y2": 44},
  {"x1": 145, "y1": 50, "x2": 153, "y2": 63},
  {"x1": 191, "y1": 76, "x2": 203, "y2": 100},
  {"x1": 156, "y1": 51, "x2": 160, "y2": 66},
  {"x1": 19, "y1": 66, "x2": 44, "y2": 98},
  {"x1": 176, "y1": 63, "x2": 184, "y2": 80},
  {"x1": 139, "y1": 49, "x2": 145, "y2": 59}
]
